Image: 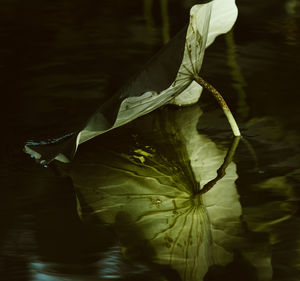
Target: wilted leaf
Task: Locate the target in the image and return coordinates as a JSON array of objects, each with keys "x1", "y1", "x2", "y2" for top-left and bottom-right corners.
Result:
[{"x1": 25, "y1": 0, "x2": 238, "y2": 164}]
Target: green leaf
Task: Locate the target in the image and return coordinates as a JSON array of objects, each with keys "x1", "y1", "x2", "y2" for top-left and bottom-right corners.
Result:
[{"x1": 64, "y1": 104, "x2": 244, "y2": 281}]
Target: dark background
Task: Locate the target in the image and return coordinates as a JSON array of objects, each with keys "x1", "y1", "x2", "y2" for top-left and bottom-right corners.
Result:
[{"x1": 0, "y1": 0, "x2": 299, "y2": 280}]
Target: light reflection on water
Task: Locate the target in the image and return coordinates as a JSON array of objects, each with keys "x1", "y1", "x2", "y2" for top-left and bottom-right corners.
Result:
[
  {"x1": 1, "y1": 0, "x2": 300, "y2": 280},
  {"x1": 29, "y1": 246, "x2": 155, "y2": 281}
]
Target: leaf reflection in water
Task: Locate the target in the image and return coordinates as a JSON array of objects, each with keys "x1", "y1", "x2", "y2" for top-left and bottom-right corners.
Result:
[{"x1": 59, "y1": 103, "x2": 248, "y2": 281}]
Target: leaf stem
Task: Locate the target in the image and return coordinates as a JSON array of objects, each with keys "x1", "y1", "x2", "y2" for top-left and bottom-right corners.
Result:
[{"x1": 194, "y1": 75, "x2": 241, "y2": 137}]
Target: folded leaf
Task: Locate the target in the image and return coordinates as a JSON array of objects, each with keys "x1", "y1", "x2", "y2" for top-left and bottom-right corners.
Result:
[{"x1": 24, "y1": 0, "x2": 238, "y2": 164}]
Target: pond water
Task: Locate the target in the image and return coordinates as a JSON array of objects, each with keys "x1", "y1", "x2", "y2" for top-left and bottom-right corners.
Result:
[{"x1": 1, "y1": 0, "x2": 300, "y2": 280}]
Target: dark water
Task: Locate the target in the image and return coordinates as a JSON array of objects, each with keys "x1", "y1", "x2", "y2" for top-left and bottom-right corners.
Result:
[{"x1": 1, "y1": 0, "x2": 300, "y2": 280}]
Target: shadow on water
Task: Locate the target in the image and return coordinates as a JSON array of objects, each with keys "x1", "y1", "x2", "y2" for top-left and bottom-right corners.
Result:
[{"x1": 1, "y1": 0, "x2": 300, "y2": 280}]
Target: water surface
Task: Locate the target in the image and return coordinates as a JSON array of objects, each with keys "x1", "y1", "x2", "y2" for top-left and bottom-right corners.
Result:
[{"x1": 1, "y1": 0, "x2": 300, "y2": 280}]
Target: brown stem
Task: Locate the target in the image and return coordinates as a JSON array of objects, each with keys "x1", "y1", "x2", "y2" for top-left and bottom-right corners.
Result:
[{"x1": 194, "y1": 75, "x2": 241, "y2": 137}]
